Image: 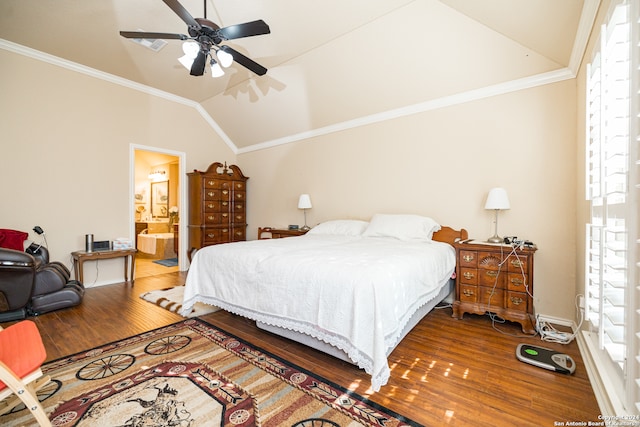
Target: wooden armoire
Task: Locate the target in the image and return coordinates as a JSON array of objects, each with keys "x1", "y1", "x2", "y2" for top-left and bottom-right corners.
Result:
[{"x1": 187, "y1": 162, "x2": 248, "y2": 258}]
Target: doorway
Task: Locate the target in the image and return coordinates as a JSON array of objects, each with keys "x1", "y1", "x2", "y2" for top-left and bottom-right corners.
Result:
[{"x1": 131, "y1": 145, "x2": 185, "y2": 279}]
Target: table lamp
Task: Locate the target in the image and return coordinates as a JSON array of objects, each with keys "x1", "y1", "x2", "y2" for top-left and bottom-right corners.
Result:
[
  {"x1": 298, "y1": 194, "x2": 312, "y2": 231},
  {"x1": 484, "y1": 187, "x2": 510, "y2": 243}
]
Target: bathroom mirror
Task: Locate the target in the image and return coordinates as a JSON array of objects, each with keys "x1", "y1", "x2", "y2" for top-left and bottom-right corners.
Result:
[{"x1": 151, "y1": 181, "x2": 169, "y2": 218}]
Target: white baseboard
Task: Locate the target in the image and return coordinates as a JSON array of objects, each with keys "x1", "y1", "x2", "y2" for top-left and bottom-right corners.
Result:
[
  {"x1": 577, "y1": 331, "x2": 626, "y2": 416},
  {"x1": 535, "y1": 313, "x2": 574, "y2": 329}
]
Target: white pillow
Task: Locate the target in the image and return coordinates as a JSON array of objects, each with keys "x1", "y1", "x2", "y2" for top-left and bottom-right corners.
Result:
[
  {"x1": 362, "y1": 214, "x2": 441, "y2": 241},
  {"x1": 306, "y1": 220, "x2": 369, "y2": 236}
]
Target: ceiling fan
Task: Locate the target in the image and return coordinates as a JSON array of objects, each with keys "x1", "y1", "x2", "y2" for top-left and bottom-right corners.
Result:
[{"x1": 120, "y1": 0, "x2": 270, "y2": 77}]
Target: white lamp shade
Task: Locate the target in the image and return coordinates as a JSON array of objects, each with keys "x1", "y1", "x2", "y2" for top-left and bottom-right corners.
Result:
[
  {"x1": 484, "y1": 187, "x2": 510, "y2": 210},
  {"x1": 210, "y1": 61, "x2": 225, "y2": 77},
  {"x1": 182, "y1": 41, "x2": 199, "y2": 58},
  {"x1": 178, "y1": 54, "x2": 194, "y2": 70},
  {"x1": 216, "y1": 49, "x2": 234, "y2": 68},
  {"x1": 298, "y1": 194, "x2": 312, "y2": 209}
]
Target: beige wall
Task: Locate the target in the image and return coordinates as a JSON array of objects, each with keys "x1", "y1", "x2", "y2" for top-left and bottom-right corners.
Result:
[
  {"x1": 239, "y1": 79, "x2": 577, "y2": 321},
  {"x1": 0, "y1": 49, "x2": 235, "y2": 286}
]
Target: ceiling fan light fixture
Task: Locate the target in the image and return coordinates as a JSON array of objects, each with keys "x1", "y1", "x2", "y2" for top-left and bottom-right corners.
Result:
[
  {"x1": 178, "y1": 41, "x2": 200, "y2": 70},
  {"x1": 182, "y1": 41, "x2": 200, "y2": 58},
  {"x1": 178, "y1": 54, "x2": 194, "y2": 70},
  {"x1": 216, "y1": 49, "x2": 234, "y2": 68},
  {"x1": 210, "y1": 59, "x2": 225, "y2": 78},
  {"x1": 119, "y1": 0, "x2": 270, "y2": 77}
]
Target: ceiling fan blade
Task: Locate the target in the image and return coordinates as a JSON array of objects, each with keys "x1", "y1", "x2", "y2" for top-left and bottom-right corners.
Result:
[
  {"x1": 219, "y1": 45, "x2": 267, "y2": 76},
  {"x1": 218, "y1": 20, "x2": 270, "y2": 41},
  {"x1": 190, "y1": 50, "x2": 207, "y2": 76},
  {"x1": 163, "y1": 0, "x2": 201, "y2": 31},
  {"x1": 120, "y1": 31, "x2": 189, "y2": 40}
]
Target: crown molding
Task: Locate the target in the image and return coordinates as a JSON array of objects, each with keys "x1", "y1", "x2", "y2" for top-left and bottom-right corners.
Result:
[
  {"x1": 568, "y1": 0, "x2": 601, "y2": 74},
  {"x1": 238, "y1": 67, "x2": 575, "y2": 154}
]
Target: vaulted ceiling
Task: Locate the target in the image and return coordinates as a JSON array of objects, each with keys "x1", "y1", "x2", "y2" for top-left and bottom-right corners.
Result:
[{"x1": 0, "y1": 0, "x2": 596, "y2": 151}]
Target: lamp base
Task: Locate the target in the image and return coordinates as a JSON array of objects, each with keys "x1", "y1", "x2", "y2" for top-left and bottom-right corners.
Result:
[{"x1": 487, "y1": 235, "x2": 503, "y2": 244}]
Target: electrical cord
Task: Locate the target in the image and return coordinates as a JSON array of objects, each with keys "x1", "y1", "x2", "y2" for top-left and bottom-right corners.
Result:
[{"x1": 536, "y1": 294, "x2": 584, "y2": 344}]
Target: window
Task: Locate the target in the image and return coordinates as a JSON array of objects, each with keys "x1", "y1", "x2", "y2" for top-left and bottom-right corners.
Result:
[{"x1": 584, "y1": 0, "x2": 639, "y2": 413}]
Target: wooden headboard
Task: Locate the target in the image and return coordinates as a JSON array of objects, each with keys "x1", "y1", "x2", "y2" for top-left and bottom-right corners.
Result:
[{"x1": 432, "y1": 226, "x2": 468, "y2": 246}]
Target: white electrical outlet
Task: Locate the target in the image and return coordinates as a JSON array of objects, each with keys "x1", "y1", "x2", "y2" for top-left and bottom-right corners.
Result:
[{"x1": 578, "y1": 295, "x2": 585, "y2": 309}]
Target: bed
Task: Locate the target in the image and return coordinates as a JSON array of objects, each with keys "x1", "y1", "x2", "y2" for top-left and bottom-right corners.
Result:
[{"x1": 181, "y1": 214, "x2": 468, "y2": 391}]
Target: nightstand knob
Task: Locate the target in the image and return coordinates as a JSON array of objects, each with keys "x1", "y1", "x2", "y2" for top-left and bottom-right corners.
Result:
[
  {"x1": 207, "y1": 191, "x2": 215, "y2": 197},
  {"x1": 510, "y1": 296, "x2": 524, "y2": 305},
  {"x1": 510, "y1": 259, "x2": 523, "y2": 268},
  {"x1": 486, "y1": 271, "x2": 499, "y2": 278},
  {"x1": 207, "y1": 233, "x2": 216, "y2": 238},
  {"x1": 222, "y1": 213, "x2": 228, "y2": 218},
  {"x1": 463, "y1": 254, "x2": 474, "y2": 262},
  {"x1": 463, "y1": 272, "x2": 474, "y2": 280},
  {"x1": 463, "y1": 289, "x2": 475, "y2": 297}
]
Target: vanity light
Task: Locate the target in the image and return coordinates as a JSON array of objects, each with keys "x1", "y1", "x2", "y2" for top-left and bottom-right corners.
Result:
[{"x1": 148, "y1": 170, "x2": 166, "y2": 181}]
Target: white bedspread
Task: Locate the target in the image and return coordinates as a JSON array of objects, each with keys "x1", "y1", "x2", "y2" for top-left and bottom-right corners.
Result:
[{"x1": 181, "y1": 235, "x2": 455, "y2": 391}]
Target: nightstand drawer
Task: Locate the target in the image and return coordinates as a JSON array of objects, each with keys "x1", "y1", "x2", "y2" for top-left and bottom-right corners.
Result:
[
  {"x1": 459, "y1": 268, "x2": 478, "y2": 285},
  {"x1": 479, "y1": 286, "x2": 504, "y2": 307},
  {"x1": 478, "y1": 269, "x2": 506, "y2": 288},
  {"x1": 507, "y1": 291, "x2": 528, "y2": 312},
  {"x1": 507, "y1": 273, "x2": 529, "y2": 292},
  {"x1": 459, "y1": 250, "x2": 478, "y2": 267},
  {"x1": 507, "y1": 255, "x2": 529, "y2": 272},
  {"x1": 459, "y1": 284, "x2": 478, "y2": 302}
]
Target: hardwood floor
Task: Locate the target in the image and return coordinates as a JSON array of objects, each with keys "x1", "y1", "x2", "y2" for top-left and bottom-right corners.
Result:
[{"x1": 5, "y1": 272, "x2": 601, "y2": 426}]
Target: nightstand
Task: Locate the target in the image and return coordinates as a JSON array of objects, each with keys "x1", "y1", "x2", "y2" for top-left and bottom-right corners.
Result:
[
  {"x1": 453, "y1": 240, "x2": 537, "y2": 334},
  {"x1": 258, "y1": 227, "x2": 308, "y2": 239}
]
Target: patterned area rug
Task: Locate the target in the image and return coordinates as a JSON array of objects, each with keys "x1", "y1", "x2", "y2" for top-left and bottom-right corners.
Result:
[
  {"x1": 139, "y1": 285, "x2": 219, "y2": 318},
  {"x1": 2, "y1": 319, "x2": 421, "y2": 426}
]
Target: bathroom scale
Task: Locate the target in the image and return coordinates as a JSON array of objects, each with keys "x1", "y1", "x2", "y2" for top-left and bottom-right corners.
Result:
[{"x1": 516, "y1": 343, "x2": 576, "y2": 374}]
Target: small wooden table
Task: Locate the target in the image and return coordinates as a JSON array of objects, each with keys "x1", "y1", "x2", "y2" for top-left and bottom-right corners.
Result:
[
  {"x1": 258, "y1": 227, "x2": 308, "y2": 239},
  {"x1": 71, "y1": 248, "x2": 137, "y2": 284}
]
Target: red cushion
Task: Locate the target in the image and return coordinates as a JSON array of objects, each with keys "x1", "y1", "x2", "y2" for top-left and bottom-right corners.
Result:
[
  {"x1": 0, "y1": 320, "x2": 47, "y2": 391},
  {"x1": 0, "y1": 229, "x2": 29, "y2": 251}
]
